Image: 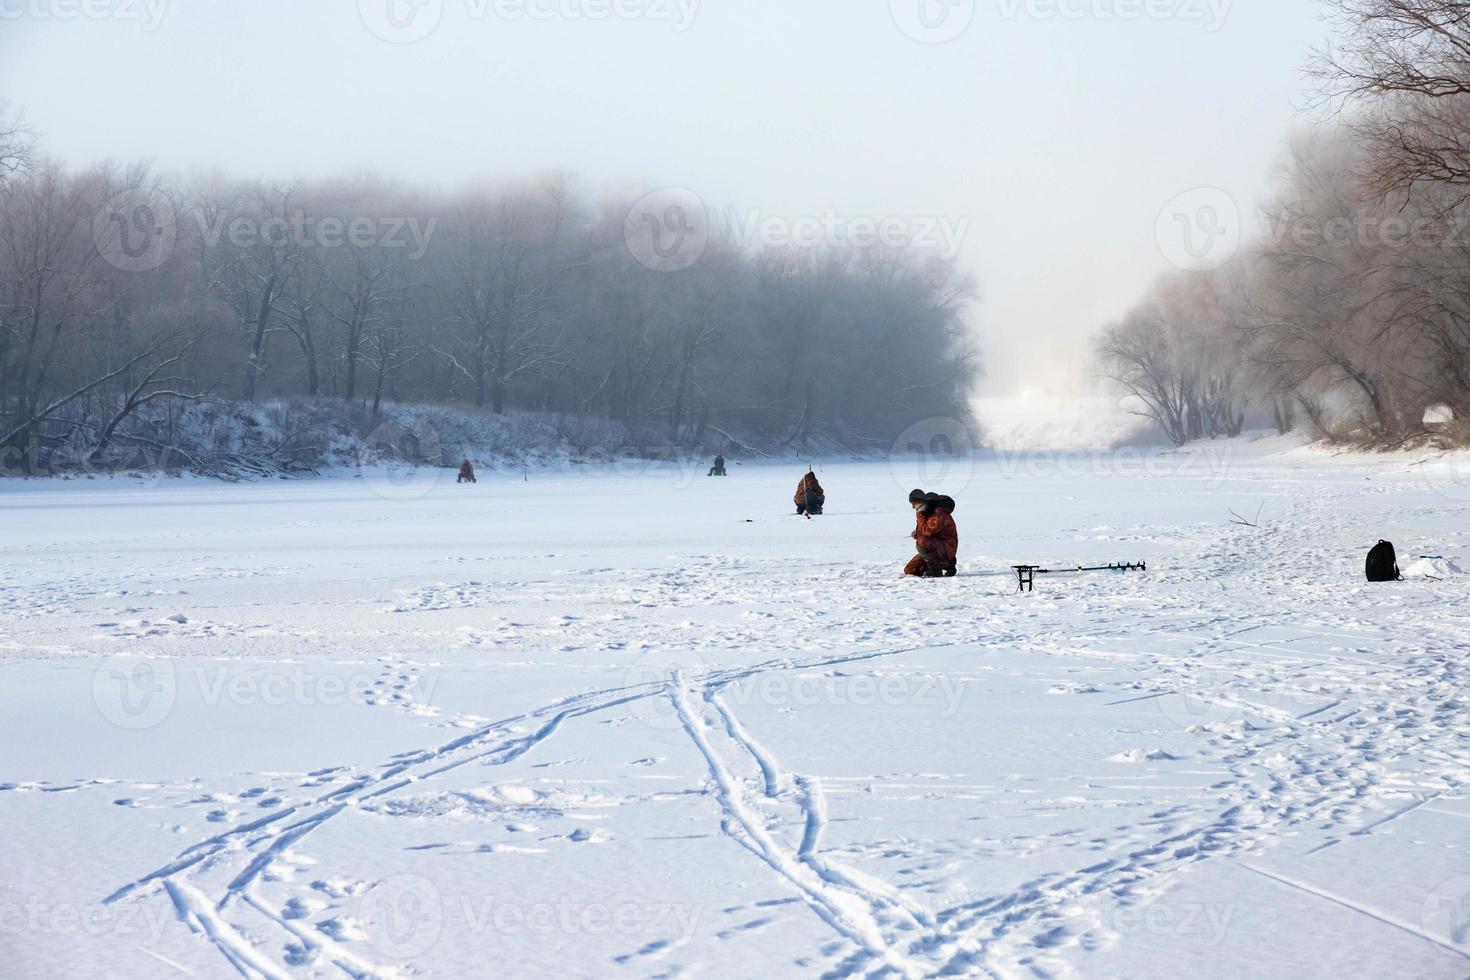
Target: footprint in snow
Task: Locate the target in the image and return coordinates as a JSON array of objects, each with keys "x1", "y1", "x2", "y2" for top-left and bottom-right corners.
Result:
[
  {"x1": 283, "y1": 943, "x2": 318, "y2": 967},
  {"x1": 1109, "y1": 749, "x2": 1178, "y2": 763},
  {"x1": 311, "y1": 879, "x2": 369, "y2": 899},
  {"x1": 317, "y1": 917, "x2": 366, "y2": 942},
  {"x1": 716, "y1": 918, "x2": 774, "y2": 940},
  {"x1": 569, "y1": 828, "x2": 609, "y2": 844},
  {"x1": 282, "y1": 896, "x2": 326, "y2": 920},
  {"x1": 613, "y1": 939, "x2": 672, "y2": 963}
]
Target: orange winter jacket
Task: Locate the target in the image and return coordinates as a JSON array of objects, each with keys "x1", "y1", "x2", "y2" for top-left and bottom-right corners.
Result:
[{"x1": 917, "y1": 502, "x2": 958, "y2": 560}]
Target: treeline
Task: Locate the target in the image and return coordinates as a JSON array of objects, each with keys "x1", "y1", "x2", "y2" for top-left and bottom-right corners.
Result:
[
  {"x1": 0, "y1": 121, "x2": 979, "y2": 473},
  {"x1": 1097, "y1": 0, "x2": 1470, "y2": 448}
]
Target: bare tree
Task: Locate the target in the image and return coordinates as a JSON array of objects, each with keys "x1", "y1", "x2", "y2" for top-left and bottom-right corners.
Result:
[
  {"x1": 1096, "y1": 306, "x2": 1194, "y2": 445},
  {"x1": 200, "y1": 183, "x2": 302, "y2": 402},
  {"x1": 86, "y1": 341, "x2": 203, "y2": 465},
  {"x1": 0, "y1": 163, "x2": 103, "y2": 455},
  {"x1": 0, "y1": 100, "x2": 32, "y2": 189},
  {"x1": 1313, "y1": 0, "x2": 1470, "y2": 203},
  {"x1": 1, "y1": 141, "x2": 984, "y2": 471},
  {"x1": 440, "y1": 189, "x2": 563, "y2": 413}
]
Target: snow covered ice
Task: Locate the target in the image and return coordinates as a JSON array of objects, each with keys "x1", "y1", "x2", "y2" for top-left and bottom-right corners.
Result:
[{"x1": 3, "y1": 441, "x2": 1469, "y2": 978}]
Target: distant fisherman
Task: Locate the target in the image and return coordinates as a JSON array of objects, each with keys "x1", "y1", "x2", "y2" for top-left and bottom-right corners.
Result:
[
  {"x1": 457, "y1": 459, "x2": 477, "y2": 484},
  {"x1": 795, "y1": 471, "x2": 825, "y2": 517}
]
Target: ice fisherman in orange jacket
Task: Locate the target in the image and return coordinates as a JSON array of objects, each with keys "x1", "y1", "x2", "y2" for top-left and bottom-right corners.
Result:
[{"x1": 904, "y1": 490, "x2": 958, "y2": 577}]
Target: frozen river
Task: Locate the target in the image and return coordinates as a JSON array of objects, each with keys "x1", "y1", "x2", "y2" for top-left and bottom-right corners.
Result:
[{"x1": 3, "y1": 443, "x2": 1468, "y2": 977}]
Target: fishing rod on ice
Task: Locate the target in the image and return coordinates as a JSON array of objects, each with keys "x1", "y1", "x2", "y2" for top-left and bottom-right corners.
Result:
[{"x1": 1010, "y1": 561, "x2": 1147, "y2": 593}]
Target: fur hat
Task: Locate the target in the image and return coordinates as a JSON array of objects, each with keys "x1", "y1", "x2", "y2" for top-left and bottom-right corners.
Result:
[{"x1": 908, "y1": 489, "x2": 928, "y2": 504}]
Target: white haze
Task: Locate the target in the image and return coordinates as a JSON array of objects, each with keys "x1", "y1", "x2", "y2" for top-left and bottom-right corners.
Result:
[{"x1": 0, "y1": 0, "x2": 1326, "y2": 395}]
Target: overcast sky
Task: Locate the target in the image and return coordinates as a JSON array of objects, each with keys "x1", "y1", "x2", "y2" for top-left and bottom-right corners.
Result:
[{"x1": 0, "y1": 0, "x2": 1329, "y2": 396}]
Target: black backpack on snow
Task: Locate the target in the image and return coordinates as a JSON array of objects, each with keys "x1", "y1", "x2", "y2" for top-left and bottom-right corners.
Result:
[{"x1": 1366, "y1": 540, "x2": 1402, "y2": 582}]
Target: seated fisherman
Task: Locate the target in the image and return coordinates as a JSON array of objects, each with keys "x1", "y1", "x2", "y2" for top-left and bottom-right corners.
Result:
[
  {"x1": 904, "y1": 490, "x2": 958, "y2": 577},
  {"x1": 794, "y1": 471, "x2": 825, "y2": 516}
]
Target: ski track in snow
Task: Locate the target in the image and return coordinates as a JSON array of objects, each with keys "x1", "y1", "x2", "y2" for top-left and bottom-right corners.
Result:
[
  {"x1": 100, "y1": 626, "x2": 1469, "y2": 975},
  {"x1": 6, "y1": 457, "x2": 1470, "y2": 977}
]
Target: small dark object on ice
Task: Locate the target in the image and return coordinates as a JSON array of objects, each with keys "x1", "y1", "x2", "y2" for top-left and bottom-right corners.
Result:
[{"x1": 1229, "y1": 502, "x2": 1264, "y2": 527}]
